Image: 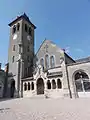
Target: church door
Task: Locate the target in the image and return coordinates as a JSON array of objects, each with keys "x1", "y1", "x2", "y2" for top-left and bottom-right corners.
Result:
[
  {"x1": 37, "y1": 78, "x2": 44, "y2": 95},
  {"x1": 10, "y1": 80, "x2": 15, "y2": 98}
]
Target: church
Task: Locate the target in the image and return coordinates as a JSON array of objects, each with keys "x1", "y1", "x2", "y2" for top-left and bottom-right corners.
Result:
[{"x1": 3, "y1": 13, "x2": 90, "y2": 99}]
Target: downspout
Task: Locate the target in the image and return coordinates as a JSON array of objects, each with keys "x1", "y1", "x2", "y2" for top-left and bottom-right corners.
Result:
[{"x1": 65, "y1": 64, "x2": 72, "y2": 98}]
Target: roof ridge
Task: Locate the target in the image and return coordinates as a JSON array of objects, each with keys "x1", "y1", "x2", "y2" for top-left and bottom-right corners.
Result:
[
  {"x1": 35, "y1": 39, "x2": 47, "y2": 56},
  {"x1": 8, "y1": 13, "x2": 36, "y2": 29}
]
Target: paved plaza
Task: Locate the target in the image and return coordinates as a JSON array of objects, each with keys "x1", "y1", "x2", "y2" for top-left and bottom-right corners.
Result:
[{"x1": 0, "y1": 96, "x2": 90, "y2": 120}]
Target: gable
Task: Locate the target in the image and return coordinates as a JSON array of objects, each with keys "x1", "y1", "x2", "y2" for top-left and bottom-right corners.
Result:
[
  {"x1": 36, "y1": 40, "x2": 64, "y2": 58},
  {"x1": 35, "y1": 40, "x2": 65, "y2": 67}
]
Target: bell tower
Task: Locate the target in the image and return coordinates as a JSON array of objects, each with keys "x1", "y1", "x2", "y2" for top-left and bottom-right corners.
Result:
[{"x1": 8, "y1": 13, "x2": 36, "y2": 97}]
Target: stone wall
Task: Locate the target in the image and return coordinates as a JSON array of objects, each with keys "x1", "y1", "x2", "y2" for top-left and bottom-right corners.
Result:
[{"x1": 67, "y1": 62, "x2": 90, "y2": 98}]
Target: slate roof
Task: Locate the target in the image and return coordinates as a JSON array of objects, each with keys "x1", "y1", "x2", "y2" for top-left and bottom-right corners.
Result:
[
  {"x1": 75, "y1": 57, "x2": 90, "y2": 63},
  {"x1": 8, "y1": 13, "x2": 36, "y2": 29}
]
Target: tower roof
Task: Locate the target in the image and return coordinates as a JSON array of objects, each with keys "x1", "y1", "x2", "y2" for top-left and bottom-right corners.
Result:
[{"x1": 8, "y1": 13, "x2": 36, "y2": 29}]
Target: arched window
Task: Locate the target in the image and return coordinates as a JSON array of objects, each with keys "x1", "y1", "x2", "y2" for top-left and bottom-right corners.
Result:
[
  {"x1": 52, "y1": 79, "x2": 56, "y2": 89},
  {"x1": 17, "y1": 23, "x2": 20, "y2": 31},
  {"x1": 28, "y1": 82, "x2": 30, "y2": 90},
  {"x1": 74, "y1": 71, "x2": 90, "y2": 92},
  {"x1": 12, "y1": 25, "x2": 16, "y2": 34},
  {"x1": 10, "y1": 80, "x2": 15, "y2": 98},
  {"x1": 29, "y1": 27, "x2": 32, "y2": 35},
  {"x1": 31, "y1": 82, "x2": 34, "y2": 90},
  {"x1": 47, "y1": 80, "x2": 51, "y2": 89},
  {"x1": 45, "y1": 54, "x2": 49, "y2": 69},
  {"x1": 24, "y1": 83, "x2": 27, "y2": 91},
  {"x1": 40, "y1": 58, "x2": 44, "y2": 70},
  {"x1": 12, "y1": 56, "x2": 15, "y2": 63},
  {"x1": 25, "y1": 24, "x2": 28, "y2": 32},
  {"x1": 50, "y1": 56, "x2": 55, "y2": 68},
  {"x1": 13, "y1": 45, "x2": 15, "y2": 51},
  {"x1": 57, "y1": 79, "x2": 62, "y2": 89}
]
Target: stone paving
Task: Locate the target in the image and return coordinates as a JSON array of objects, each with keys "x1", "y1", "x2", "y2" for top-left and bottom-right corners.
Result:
[{"x1": 0, "y1": 97, "x2": 90, "y2": 120}]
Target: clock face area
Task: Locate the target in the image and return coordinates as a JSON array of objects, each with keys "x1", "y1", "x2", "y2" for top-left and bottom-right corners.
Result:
[
  {"x1": 13, "y1": 34, "x2": 17, "y2": 40},
  {"x1": 27, "y1": 35, "x2": 31, "y2": 41}
]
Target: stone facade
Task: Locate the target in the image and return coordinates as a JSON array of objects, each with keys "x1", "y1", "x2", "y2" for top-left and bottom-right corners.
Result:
[
  {"x1": 67, "y1": 61, "x2": 90, "y2": 98},
  {"x1": 7, "y1": 13, "x2": 90, "y2": 99},
  {"x1": 8, "y1": 13, "x2": 36, "y2": 97},
  {"x1": 0, "y1": 69, "x2": 5, "y2": 98}
]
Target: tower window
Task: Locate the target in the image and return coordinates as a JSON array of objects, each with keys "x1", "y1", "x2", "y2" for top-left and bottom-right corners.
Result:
[
  {"x1": 17, "y1": 23, "x2": 20, "y2": 31},
  {"x1": 19, "y1": 44, "x2": 22, "y2": 54},
  {"x1": 29, "y1": 27, "x2": 32, "y2": 35},
  {"x1": 12, "y1": 56, "x2": 15, "y2": 63},
  {"x1": 13, "y1": 45, "x2": 15, "y2": 51},
  {"x1": 27, "y1": 46, "x2": 30, "y2": 52},
  {"x1": 12, "y1": 25, "x2": 16, "y2": 34},
  {"x1": 27, "y1": 56, "x2": 29, "y2": 62},
  {"x1": 25, "y1": 24, "x2": 28, "y2": 32}
]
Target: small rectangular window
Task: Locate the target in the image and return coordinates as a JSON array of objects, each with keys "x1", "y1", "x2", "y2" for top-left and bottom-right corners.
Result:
[
  {"x1": 29, "y1": 27, "x2": 32, "y2": 35},
  {"x1": 19, "y1": 45, "x2": 22, "y2": 54},
  {"x1": 13, "y1": 45, "x2": 15, "y2": 51},
  {"x1": 27, "y1": 56, "x2": 29, "y2": 62},
  {"x1": 17, "y1": 23, "x2": 20, "y2": 31},
  {"x1": 12, "y1": 25, "x2": 16, "y2": 34},
  {"x1": 12, "y1": 56, "x2": 15, "y2": 63},
  {"x1": 27, "y1": 46, "x2": 30, "y2": 52},
  {"x1": 25, "y1": 24, "x2": 28, "y2": 32}
]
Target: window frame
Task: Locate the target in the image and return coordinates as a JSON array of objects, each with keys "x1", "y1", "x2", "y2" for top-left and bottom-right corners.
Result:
[
  {"x1": 12, "y1": 25, "x2": 16, "y2": 34},
  {"x1": 50, "y1": 55, "x2": 55, "y2": 68},
  {"x1": 13, "y1": 45, "x2": 15, "y2": 51},
  {"x1": 29, "y1": 27, "x2": 32, "y2": 36},
  {"x1": 12, "y1": 56, "x2": 15, "y2": 63},
  {"x1": 25, "y1": 24, "x2": 28, "y2": 32},
  {"x1": 17, "y1": 23, "x2": 20, "y2": 31},
  {"x1": 45, "y1": 54, "x2": 49, "y2": 69},
  {"x1": 40, "y1": 58, "x2": 44, "y2": 70}
]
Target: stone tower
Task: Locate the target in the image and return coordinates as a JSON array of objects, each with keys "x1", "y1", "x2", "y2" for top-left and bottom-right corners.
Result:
[{"x1": 8, "y1": 13, "x2": 36, "y2": 97}]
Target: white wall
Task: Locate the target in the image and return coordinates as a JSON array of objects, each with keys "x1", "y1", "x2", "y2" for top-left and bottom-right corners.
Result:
[{"x1": 67, "y1": 62, "x2": 90, "y2": 98}]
